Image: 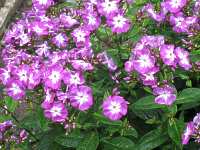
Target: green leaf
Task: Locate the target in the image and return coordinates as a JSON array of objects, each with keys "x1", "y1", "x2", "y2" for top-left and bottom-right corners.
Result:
[
  {"x1": 4, "y1": 96, "x2": 18, "y2": 112},
  {"x1": 37, "y1": 125, "x2": 64, "y2": 150},
  {"x1": 93, "y1": 113, "x2": 122, "y2": 126},
  {"x1": 77, "y1": 132, "x2": 99, "y2": 150},
  {"x1": 123, "y1": 127, "x2": 138, "y2": 138},
  {"x1": 36, "y1": 107, "x2": 49, "y2": 131},
  {"x1": 132, "y1": 95, "x2": 165, "y2": 110},
  {"x1": 167, "y1": 119, "x2": 184, "y2": 148},
  {"x1": 102, "y1": 137, "x2": 135, "y2": 150},
  {"x1": 55, "y1": 130, "x2": 84, "y2": 148},
  {"x1": 136, "y1": 128, "x2": 168, "y2": 150},
  {"x1": 175, "y1": 88, "x2": 200, "y2": 104}
]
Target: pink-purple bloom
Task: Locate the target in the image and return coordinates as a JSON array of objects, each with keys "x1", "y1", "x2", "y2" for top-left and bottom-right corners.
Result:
[
  {"x1": 52, "y1": 33, "x2": 68, "y2": 48},
  {"x1": 132, "y1": 49, "x2": 156, "y2": 74},
  {"x1": 6, "y1": 80, "x2": 25, "y2": 100},
  {"x1": 97, "y1": 0, "x2": 119, "y2": 17},
  {"x1": 107, "y1": 13, "x2": 131, "y2": 33},
  {"x1": 44, "y1": 102, "x2": 68, "y2": 122},
  {"x1": 153, "y1": 85, "x2": 176, "y2": 105},
  {"x1": 43, "y1": 64, "x2": 63, "y2": 90},
  {"x1": 0, "y1": 120, "x2": 13, "y2": 133},
  {"x1": 174, "y1": 47, "x2": 192, "y2": 70},
  {"x1": 160, "y1": 44, "x2": 177, "y2": 67},
  {"x1": 63, "y1": 71, "x2": 85, "y2": 86},
  {"x1": 69, "y1": 85, "x2": 93, "y2": 111},
  {"x1": 165, "y1": 0, "x2": 187, "y2": 13},
  {"x1": 182, "y1": 122, "x2": 195, "y2": 145},
  {"x1": 32, "y1": 0, "x2": 54, "y2": 10},
  {"x1": 102, "y1": 95, "x2": 128, "y2": 121}
]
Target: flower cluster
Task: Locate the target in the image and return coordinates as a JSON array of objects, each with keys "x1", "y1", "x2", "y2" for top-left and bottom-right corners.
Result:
[
  {"x1": 0, "y1": 120, "x2": 28, "y2": 144},
  {"x1": 125, "y1": 35, "x2": 192, "y2": 105},
  {"x1": 182, "y1": 113, "x2": 200, "y2": 144},
  {"x1": 0, "y1": 0, "x2": 132, "y2": 122},
  {"x1": 143, "y1": 0, "x2": 199, "y2": 34}
]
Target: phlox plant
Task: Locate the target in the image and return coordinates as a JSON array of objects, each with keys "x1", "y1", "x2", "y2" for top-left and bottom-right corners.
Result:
[{"x1": 0, "y1": 0, "x2": 200, "y2": 149}]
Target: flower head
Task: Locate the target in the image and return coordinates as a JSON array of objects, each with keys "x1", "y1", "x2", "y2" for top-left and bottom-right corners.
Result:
[
  {"x1": 44, "y1": 102, "x2": 68, "y2": 122},
  {"x1": 69, "y1": 85, "x2": 93, "y2": 111},
  {"x1": 102, "y1": 95, "x2": 128, "y2": 120},
  {"x1": 52, "y1": 33, "x2": 68, "y2": 48},
  {"x1": 6, "y1": 80, "x2": 25, "y2": 100},
  {"x1": 97, "y1": 0, "x2": 119, "y2": 17},
  {"x1": 153, "y1": 85, "x2": 176, "y2": 105},
  {"x1": 182, "y1": 122, "x2": 195, "y2": 145},
  {"x1": 107, "y1": 13, "x2": 131, "y2": 33},
  {"x1": 160, "y1": 44, "x2": 177, "y2": 67},
  {"x1": 44, "y1": 64, "x2": 63, "y2": 90}
]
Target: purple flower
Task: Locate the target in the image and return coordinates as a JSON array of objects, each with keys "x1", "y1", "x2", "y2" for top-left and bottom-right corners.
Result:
[
  {"x1": 44, "y1": 102, "x2": 68, "y2": 123},
  {"x1": 165, "y1": 0, "x2": 187, "y2": 13},
  {"x1": 44, "y1": 64, "x2": 63, "y2": 90},
  {"x1": 19, "y1": 129, "x2": 28, "y2": 142},
  {"x1": 32, "y1": 0, "x2": 54, "y2": 10},
  {"x1": 182, "y1": 122, "x2": 195, "y2": 145},
  {"x1": 0, "y1": 67, "x2": 11, "y2": 85},
  {"x1": 70, "y1": 60, "x2": 94, "y2": 71},
  {"x1": 41, "y1": 89, "x2": 55, "y2": 109},
  {"x1": 102, "y1": 95, "x2": 128, "y2": 121},
  {"x1": 170, "y1": 14, "x2": 188, "y2": 33},
  {"x1": 56, "y1": 90, "x2": 69, "y2": 103},
  {"x1": 30, "y1": 21, "x2": 49, "y2": 36},
  {"x1": 144, "y1": 3, "x2": 165, "y2": 22},
  {"x1": 18, "y1": 33, "x2": 30, "y2": 46},
  {"x1": 124, "y1": 60, "x2": 134, "y2": 73},
  {"x1": 97, "y1": 51, "x2": 117, "y2": 71},
  {"x1": 82, "y1": 12, "x2": 101, "y2": 31},
  {"x1": 174, "y1": 47, "x2": 192, "y2": 70},
  {"x1": 69, "y1": 85, "x2": 93, "y2": 111},
  {"x1": 193, "y1": 113, "x2": 200, "y2": 126},
  {"x1": 0, "y1": 120, "x2": 13, "y2": 132},
  {"x1": 140, "y1": 67, "x2": 159, "y2": 86},
  {"x1": 59, "y1": 13, "x2": 78, "y2": 28},
  {"x1": 140, "y1": 35, "x2": 165, "y2": 49},
  {"x1": 97, "y1": 0, "x2": 119, "y2": 17},
  {"x1": 63, "y1": 71, "x2": 85, "y2": 86},
  {"x1": 107, "y1": 13, "x2": 131, "y2": 34},
  {"x1": 71, "y1": 27, "x2": 90, "y2": 47},
  {"x1": 27, "y1": 68, "x2": 41, "y2": 89},
  {"x1": 6, "y1": 80, "x2": 25, "y2": 100},
  {"x1": 160, "y1": 44, "x2": 177, "y2": 67},
  {"x1": 52, "y1": 33, "x2": 68, "y2": 48},
  {"x1": 132, "y1": 49, "x2": 156, "y2": 74},
  {"x1": 153, "y1": 85, "x2": 176, "y2": 105},
  {"x1": 14, "y1": 64, "x2": 30, "y2": 87},
  {"x1": 35, "y1": 41, "x2": 50, "y2": 57}
]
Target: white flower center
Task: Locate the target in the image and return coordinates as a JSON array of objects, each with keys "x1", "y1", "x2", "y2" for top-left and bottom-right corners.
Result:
[
  {"x1": 70, "y1": 74, "x2": 81, "y2": 85},
  {"x1": 11, "y1": 84, "x2": 21, "y2": 95},
  {"x1": 75, "y1": 92, "x2": 88, "y2": 105},
  {"x1": 18, "y1": 70, "x2": 28, "y2": 82},
  {"x1": 138, "y1": 55, "x2": 152, "y2": 68},
  {"x1": 170, "y1": 0, "x2": 181, "y2": 8},
  {"x1": 49, "y1": 71, "x2": 61, "y2": 84},
  {"x1": 75, "y1": 30, "x2": 86, "y2": 42},
  {"x1": 109, "y1": 101, "x2": 121, "y2": 114},
  {"x1": 50, "y1": 106, "x2": 61, "y2": 117},
  {"x1": 55, "y1": 34, "x2": 65, "y2": 44},
  {"x1": 113, "y1": 15, "x2": 126, "y2": 28},
  {"x1": 38, "y1": 0, "x2": 48, "y2": 5},
  {"x1": 88, "y1": 15, "x2": 96, "y2": 25},
  {"x1": 102, "y1": 0, "x2": 118, "y2": 14},
  {"x1": 33, "y1": 25, "x2": 43, "y2": 34}
]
